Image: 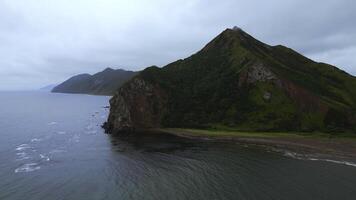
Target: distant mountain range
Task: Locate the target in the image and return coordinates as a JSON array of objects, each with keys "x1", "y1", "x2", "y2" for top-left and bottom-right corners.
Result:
[
  {"x1": 52, "y1": 68, "x2": 137, "y2": 95},
  {"x1": 104, "y1": 27, "x2": 356, "y2": 133}
]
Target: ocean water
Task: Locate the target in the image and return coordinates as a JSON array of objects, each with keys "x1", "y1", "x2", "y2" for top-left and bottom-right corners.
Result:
[{"x1": 0, "y1": 91, "x2": 356, "y2": 200}]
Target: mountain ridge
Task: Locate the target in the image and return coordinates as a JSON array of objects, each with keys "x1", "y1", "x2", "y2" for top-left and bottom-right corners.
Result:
[
  {"x1": 52, "y1": 68, "x2": 137, "y2": 95},
  {"x1": 104, "y1": 28, "x2": 356, "y2": 134}
]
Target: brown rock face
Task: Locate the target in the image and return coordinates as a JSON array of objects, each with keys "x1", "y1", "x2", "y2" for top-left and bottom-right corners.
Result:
[
  {"x1": 104, "y1": 77, "x2": 167, "y2": 134},
  {"x1": 280, "y1": 79, "x2": 328, "y2": 114},
  {"x1": 239, "y1": 62, "x2": 328, "y2": 114}
]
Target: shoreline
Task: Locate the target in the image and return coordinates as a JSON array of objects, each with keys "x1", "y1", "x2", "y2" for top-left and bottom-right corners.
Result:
[{"x1": 157, "y1": 128, "x2": 356, "y2": 162}]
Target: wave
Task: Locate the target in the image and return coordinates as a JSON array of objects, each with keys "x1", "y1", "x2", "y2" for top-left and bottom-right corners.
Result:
[
  {"x1": 15, "y1": 144, "x2": 31, "y2": 151},
  {"x1": 283, "y1": 151, "x2": 356, "y2": 168},
  {"x1": 14, "y1": 163, "x2": 41, "y2": 173},
  {"x1": 39, "y1": 154, "x2": 50, "y2": 161},
  {"x1": 307, "y1": 158, "x2": 356, "y2": 167},
  {"x1": 31, "y1": 138, "x2": 43, "y2": 142}
]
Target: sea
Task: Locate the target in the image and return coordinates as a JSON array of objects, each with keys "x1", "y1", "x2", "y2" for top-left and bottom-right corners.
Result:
[{"x1": 0, "y1": 91, "x2": 356, "y2": 200}]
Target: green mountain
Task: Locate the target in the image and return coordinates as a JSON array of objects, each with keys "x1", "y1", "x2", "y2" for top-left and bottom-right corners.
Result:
[
  {"x1": 105, "y1": 28, "x2": 356, "y2": 133},
  {"x1": 52, "y1": 68, "x2": 137, "y2": 95}
]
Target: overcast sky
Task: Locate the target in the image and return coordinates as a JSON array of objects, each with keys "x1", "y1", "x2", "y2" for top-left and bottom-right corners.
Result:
[{"x1": 0, "y1": 0, "x2": 355, "y2": 90}]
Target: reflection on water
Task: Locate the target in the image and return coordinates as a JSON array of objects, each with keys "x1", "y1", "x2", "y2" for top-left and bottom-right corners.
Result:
[
  {"x1": 0, "y1": 91, "x2": 356, "y2": 200},
  {"x1": 106, "y1": 133, "x2": 356, "y2": 200}
]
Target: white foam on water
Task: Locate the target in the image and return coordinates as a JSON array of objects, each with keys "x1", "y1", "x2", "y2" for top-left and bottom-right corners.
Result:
[
  {"x1": 283, "y1": 151, "x2": 298, "y2": 158},
  {"x1": 31, "y1": 138, "x2": 43, "y2": 142},
  {"x1": 39, "y1": 154, "x2": 50, "y2": 161},
  {"x1": 282, "y1": 150, "x2": 356, "y2": 168},
  {"x1": 15, "y1": 144, "x2": 34, "y2": 161},
  {"x1": 307, "y1": 158, "x2": 356, "y2": 167},
  {"x1": 48, "y1": 122, "x2": 58, "y2": 125},
  {"x1": 16, "y1": 152, "x2": 26, "y2": 156},
  {"x1": 16, "y1": 147, "x2": 29, "y2": 151},
  {"x1": 56, "y1": 131, "x2": 66, "y2": 135},
  {"x1": 14, "y1": 163, "x2": 41, "y2": 173},
  {"x1": 15, "y1": 144, "x2": 31, "y2": 151}
]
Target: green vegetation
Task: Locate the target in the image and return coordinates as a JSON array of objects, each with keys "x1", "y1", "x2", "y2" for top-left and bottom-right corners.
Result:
[
  {"x1": 52, "y1": 68, "x2": 137, "y2": 95},
  {"x1": 108, "y1": 28, "x2": 356, "y2": 134},
  {"x1": 134, "y1": 28, "x2": 356, "y2": 133}
]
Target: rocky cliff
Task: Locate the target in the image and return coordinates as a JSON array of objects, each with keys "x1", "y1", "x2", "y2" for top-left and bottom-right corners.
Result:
[
  {"x1": 105, "y1": 28, "x2": 356, "y2": 134},
  {"x1": 104, "y1": 76, "x2": 168, "y2": 133}
]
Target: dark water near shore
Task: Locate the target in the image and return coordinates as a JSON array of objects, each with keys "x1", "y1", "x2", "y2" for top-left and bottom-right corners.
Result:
[{"x1": 1, "y1": 91, "x2": 356, "y2": 200}]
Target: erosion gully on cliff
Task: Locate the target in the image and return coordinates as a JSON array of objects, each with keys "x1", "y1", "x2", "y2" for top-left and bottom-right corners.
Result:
[{"x1": 103, "y1": 27, "x2": 356, "y2": 134}]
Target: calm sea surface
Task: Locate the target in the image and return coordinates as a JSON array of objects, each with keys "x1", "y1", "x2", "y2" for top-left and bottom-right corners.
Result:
[{"x1": 0, "y1": 91, "x2": 356, "y2": 200}]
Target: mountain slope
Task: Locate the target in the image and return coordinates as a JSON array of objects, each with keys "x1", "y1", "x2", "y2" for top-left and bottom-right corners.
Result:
[
  {"x1": 52, "y1": 68, "x2": 137, "y2": 95},
  {"x1": 105, "y1": 28, "x2": 356, "y2": 134}
]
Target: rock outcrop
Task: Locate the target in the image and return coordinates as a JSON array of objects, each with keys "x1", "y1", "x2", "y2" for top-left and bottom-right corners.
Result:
[{"x1": 104, "y1": 77, "x2": 167, "y2": 133}]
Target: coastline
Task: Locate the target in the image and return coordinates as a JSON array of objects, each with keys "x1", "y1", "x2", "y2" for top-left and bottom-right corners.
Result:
[{"x1": 157, "y1": 128, "x2": 356, "y2": 162}]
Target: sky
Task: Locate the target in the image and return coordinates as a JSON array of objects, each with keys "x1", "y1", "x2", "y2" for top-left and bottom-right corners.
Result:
[{"x1": 0, "y1": 0, "x2": 355, "y2": 90}]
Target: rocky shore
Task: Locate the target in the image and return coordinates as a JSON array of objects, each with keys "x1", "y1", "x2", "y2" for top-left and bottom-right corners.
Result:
[{"x1": 158, "y1": 128, "x2": 356, "y2": 161}]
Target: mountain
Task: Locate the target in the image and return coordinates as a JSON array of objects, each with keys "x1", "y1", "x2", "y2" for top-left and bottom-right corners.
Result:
[
  {"x1": 52, "y1": 68, "x2": 137, "y2": 95},
  {"x1": 104, "y1": 28, "x2": 356, "y2": 134},
  {"x1": 39, "y1": 84, "x2": 58, "y2": 91}
]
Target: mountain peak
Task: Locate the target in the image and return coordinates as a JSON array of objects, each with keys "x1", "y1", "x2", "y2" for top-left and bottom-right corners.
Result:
[
  {"x1": 201, "y1": 27, "x2": 267, "y2": 53},
  {"x1": 221, "y1": 27, "x2": 258, "y2": 42},
  {"x1": 225, "y1": 26, "x2": 247, "y2": 36},
  {"x1": 103, "y1": 67, "x2": 115, "y2": 72},
  {"x1": 232, "y1": 26, "x2": 242, "y2": 31}
]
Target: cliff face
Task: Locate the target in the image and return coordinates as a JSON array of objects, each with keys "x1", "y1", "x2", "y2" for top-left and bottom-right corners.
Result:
[
  {"x1": 105, "y1": 28, "x2": 356, "y2": 134},
  {"x1": 105, "y1": 77, "x2": 168, "y2": 133}
]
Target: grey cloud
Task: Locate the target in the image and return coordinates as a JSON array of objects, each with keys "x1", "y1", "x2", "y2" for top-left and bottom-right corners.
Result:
[{"x1": 0, "y1": 0, "x2": 355, "y2": 90}]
